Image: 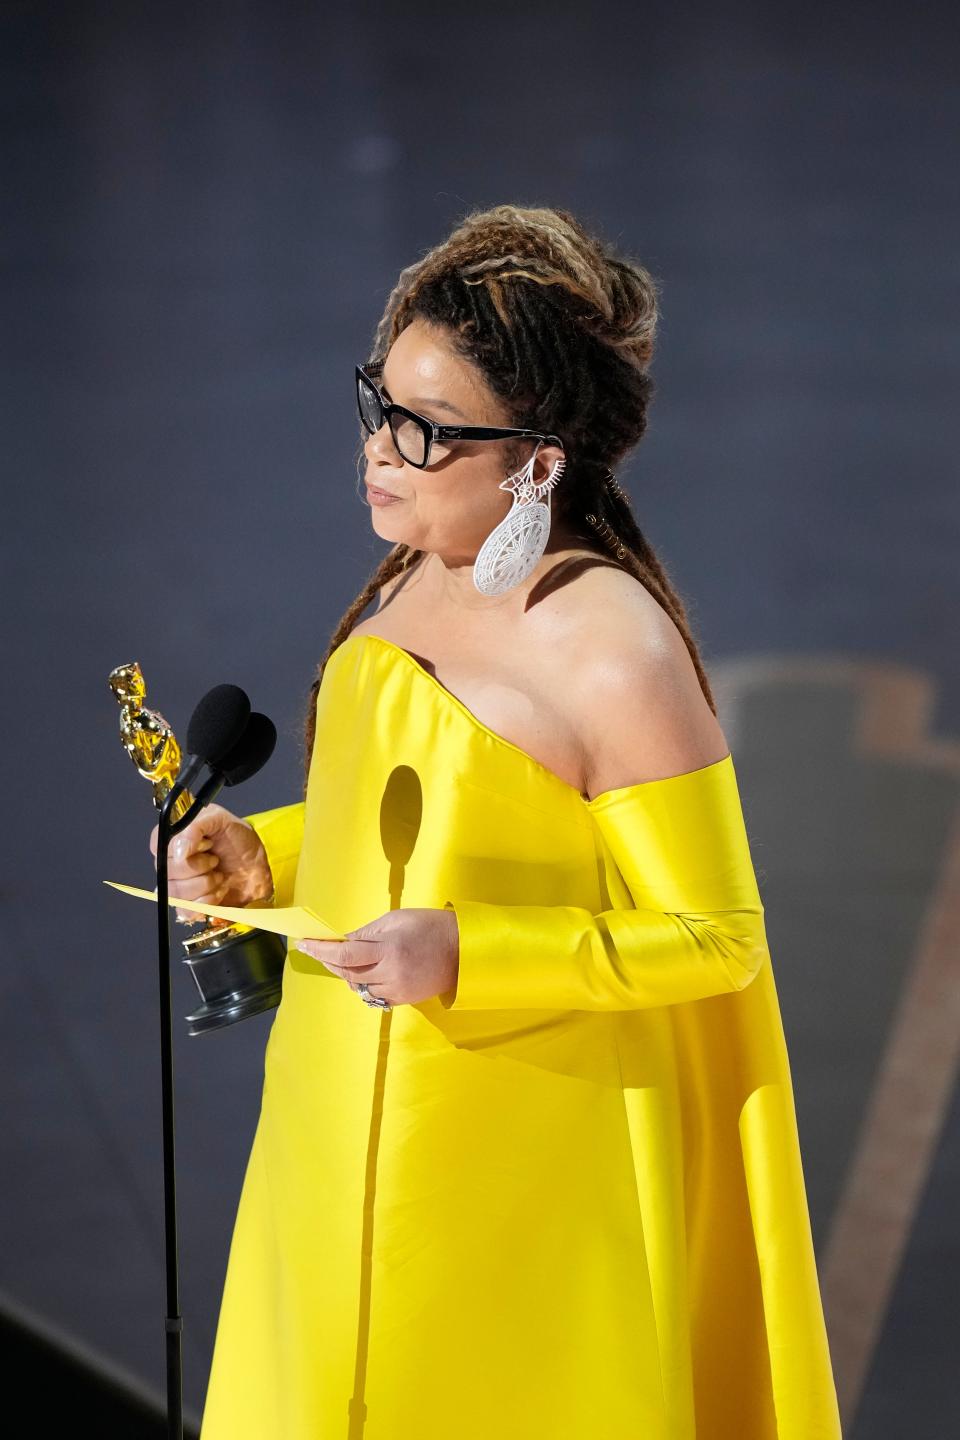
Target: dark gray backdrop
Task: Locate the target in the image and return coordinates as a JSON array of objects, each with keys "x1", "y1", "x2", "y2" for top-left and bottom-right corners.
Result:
[{"x1": 3, "y1": 1, "x2": 957, "y2": 1430}]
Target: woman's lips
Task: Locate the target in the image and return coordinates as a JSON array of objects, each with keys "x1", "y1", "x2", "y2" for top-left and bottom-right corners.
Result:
[{"x1": 366, "y1": 484, "x2": 402, "y2": 506}]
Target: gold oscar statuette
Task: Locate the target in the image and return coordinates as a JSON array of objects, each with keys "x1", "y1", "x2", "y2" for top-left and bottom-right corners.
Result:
[{"x1": 108, "y1": 661, "x2": 287, "y2": 1034}]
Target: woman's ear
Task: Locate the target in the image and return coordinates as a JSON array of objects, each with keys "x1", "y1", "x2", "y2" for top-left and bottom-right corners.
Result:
[{"x1": 532, "y1": 441, "x2": 566, "y2": 487}]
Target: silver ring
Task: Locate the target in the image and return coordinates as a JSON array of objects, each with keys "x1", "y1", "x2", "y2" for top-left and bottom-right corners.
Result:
[{"x1": 357, "y1": 982, "x2": 391, "y2": 1011}]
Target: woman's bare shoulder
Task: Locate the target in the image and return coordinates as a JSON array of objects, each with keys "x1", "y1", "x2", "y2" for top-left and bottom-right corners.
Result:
[
  {"x1": 554, "y1": 561, "x2": 729, "y2": 794},
  {"x1": 549, "y1": 553, "x2": 682, "y2": 654}
]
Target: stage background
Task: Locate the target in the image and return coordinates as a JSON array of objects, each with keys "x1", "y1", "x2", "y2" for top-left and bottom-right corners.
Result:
[{"x1": 2, "y1": 1, "x2": 957, "y2": 1430}]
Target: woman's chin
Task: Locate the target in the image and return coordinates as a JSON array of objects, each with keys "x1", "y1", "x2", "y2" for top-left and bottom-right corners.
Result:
[{"x1": 368, "y1": 510, "x2": 414, "y2": 547}]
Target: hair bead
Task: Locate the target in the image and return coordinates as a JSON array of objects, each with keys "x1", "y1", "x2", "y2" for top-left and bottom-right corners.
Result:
[
  {"x1": 584, "y1": 508, "x2": 627, "y2": 560},
  {"x1": 603, "y1": 469, "x2": 629, "y2": 504}
]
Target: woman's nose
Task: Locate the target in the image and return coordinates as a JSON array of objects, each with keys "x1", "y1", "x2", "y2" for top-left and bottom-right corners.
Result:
[{"x1": 365, "y1": 423, "x2": 403, "y2": 467}]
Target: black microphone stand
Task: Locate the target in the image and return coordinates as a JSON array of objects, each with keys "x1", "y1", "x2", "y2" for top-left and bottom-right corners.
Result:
[{"x1": 154, "y1": 770, "x2": 225, "y2": 1440}]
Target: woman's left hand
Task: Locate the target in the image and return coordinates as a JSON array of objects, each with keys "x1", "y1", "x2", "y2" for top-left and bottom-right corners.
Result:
[{"x1": 296, "y1": 907, "x2": 460, "y2": 1008}]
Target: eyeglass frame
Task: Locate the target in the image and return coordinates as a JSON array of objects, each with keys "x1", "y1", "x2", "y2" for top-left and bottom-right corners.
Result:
[{"x1": 356, "y1": 359, "x2": 563, "y2": 470}]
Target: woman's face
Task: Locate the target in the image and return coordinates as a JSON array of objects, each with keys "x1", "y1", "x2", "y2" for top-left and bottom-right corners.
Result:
[{"x1": 361, "y1": 317, "x2": 564, "y2": 563}]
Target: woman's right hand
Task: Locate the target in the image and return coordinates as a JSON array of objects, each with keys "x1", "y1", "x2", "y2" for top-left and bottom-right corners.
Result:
[{"x1": 148, "y1": 803, "x2": 274, "y2": 924}]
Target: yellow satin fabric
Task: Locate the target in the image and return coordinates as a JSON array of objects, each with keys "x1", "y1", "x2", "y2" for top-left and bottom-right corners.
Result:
[{"x1": 200, "y1": 633, "x2": 842, "y2": 1439}]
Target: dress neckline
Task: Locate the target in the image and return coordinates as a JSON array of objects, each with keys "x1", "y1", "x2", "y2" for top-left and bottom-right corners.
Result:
[{"x1": 338, "y1": 630, "x2": 733, "y2": 812}]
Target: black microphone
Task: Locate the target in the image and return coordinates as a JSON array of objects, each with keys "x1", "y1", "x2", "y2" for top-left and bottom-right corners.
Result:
[
  {"x1": 222, "y1": 711, "x2": 277, "y2": 784},
  {"x1": 185, "y1": 712, "x2": 277, "y2": 815},
  {"x1": 169, "y1": 679, "x2": 253, "y2": 806},
  {"x1": 171, "y1": 684, "x2": 252, "y2": 801}
]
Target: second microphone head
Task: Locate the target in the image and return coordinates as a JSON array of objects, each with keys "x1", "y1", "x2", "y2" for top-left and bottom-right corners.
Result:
[{"x1": 219, "y1": 712, "x2": 277, "y2": 786}]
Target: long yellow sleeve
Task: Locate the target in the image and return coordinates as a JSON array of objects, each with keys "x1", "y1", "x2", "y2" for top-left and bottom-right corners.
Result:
[
  {"x1": 242, "y1": 802, "x2": 306, "y2": 909},
  {"x1": 441, "y1": 753, "x2": 769, "y2": 1011}
]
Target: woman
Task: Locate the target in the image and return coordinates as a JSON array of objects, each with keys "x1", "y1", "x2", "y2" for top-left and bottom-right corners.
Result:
[{"x1": 163, "y1": 205, "x2": 842, "y2": 1438}]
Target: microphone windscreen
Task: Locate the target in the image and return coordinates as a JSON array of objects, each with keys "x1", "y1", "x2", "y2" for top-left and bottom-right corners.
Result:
[
  {"x1": 221, "y1": 711, "x2": 277, "y2": 785},
  {"x1": 186, "y1": 684, "x2": 251, "y2": 764}
]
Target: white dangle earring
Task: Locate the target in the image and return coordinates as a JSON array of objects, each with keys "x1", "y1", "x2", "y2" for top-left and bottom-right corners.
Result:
[{"x1": 472, "y1": 443, "x2": 567, "y2": 596}]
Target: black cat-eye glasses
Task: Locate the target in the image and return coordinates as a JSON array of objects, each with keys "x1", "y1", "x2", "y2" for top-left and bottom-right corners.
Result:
[{"x1": 356, "y1": 359, "x2": 562, "y2": 470}]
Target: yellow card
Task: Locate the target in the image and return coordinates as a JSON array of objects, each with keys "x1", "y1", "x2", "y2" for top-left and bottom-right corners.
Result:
[{"x1": 103, "y1": 881, "x2": 346, "y2": 941}]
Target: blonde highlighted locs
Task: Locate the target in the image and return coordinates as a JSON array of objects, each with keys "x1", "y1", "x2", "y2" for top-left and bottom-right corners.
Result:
[{"x1": 301, "y1": 204, "x2": 716, "y2": 793}]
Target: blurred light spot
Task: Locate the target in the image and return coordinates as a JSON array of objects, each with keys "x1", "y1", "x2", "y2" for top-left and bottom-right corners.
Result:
[{"x1": 344, "y1": 135, "x2": 401, "y2": 174}]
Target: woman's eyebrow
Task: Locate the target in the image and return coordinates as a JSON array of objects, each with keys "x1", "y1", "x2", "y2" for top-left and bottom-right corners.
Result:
[
  {"x1": 382, "y1": 378, "x2": 467, "y2": 421},
  {"x1": 409, "y1": 395, "x2": 468, "y2": 419}
]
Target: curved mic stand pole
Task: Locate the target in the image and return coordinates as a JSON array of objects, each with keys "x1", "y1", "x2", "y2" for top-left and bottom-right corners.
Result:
[
  {"x1": 153, "y1": 769, "x2": 225, "y2": 1438},
  {"x1": 154, "y1": 760, "x2": 238, "y2": 1434},
  {"x1": 155, "y1": 781, "x2": 187, "y2": 1440}
]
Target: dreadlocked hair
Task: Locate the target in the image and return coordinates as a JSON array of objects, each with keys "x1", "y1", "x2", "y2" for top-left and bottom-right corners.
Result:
[{"x1": 301, "y1": 203, "x2": 717, "y2": 793}]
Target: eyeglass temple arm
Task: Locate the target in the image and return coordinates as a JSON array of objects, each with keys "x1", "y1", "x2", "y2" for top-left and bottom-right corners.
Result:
[
  {"x1": 360, "y1": 366, "x2": 561, "y2": 448},
  {"x1": 435, "y1": 424, "x2": 563, "y2": 445}
]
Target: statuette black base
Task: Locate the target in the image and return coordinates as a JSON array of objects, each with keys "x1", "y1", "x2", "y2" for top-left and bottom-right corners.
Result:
[{"x1": 182, "y1": 923, "x2": 286, "y2": 1035}]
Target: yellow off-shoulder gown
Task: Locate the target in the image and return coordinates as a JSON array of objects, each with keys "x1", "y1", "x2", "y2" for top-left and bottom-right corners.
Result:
[{"x1": 199, "y1": 632, "x2": 842, "y2": 1440}]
